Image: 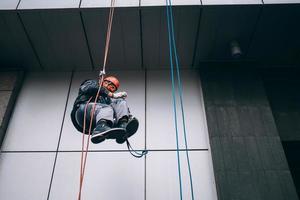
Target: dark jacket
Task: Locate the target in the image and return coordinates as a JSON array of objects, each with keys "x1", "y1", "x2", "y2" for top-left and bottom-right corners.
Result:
[{"x1": 70, "y1": 79, "x2": 112, "y2": 132}]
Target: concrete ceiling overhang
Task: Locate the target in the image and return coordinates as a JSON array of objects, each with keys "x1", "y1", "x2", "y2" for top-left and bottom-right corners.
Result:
[{"x1": 0, "y1": 0, "x2": 300, "y2": 70}]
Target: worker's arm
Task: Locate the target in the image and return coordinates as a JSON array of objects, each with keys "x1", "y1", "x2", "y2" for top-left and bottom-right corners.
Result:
[{"x1": 79, "y1": 79, "x2": 110, "y2": 97}]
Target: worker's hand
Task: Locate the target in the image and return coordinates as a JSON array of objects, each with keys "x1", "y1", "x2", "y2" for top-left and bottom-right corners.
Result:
[{"x1": 113, "y1": 91, "x2": 127, "y2": 99}]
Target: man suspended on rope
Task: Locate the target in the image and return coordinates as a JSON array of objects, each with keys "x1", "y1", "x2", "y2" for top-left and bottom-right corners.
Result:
[{"x1": 71, "y1": 75, "x2": 139, "y2": 144}]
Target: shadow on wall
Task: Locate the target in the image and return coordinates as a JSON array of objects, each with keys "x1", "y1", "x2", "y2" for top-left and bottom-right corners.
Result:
[{"x1": 263, "y1": 68, "x2": 300, "y2": 198}]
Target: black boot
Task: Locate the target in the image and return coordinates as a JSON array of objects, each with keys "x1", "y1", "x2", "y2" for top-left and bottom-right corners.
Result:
[
  {"x1": 91, "y1": 120, "x2": 126, "y2": 144},
  {"x1": 91, "y1": 120, "x2": 111, "y2": 144},
  {"x1": 116, "y1": 116, "x2": 139, "y2": 144}
]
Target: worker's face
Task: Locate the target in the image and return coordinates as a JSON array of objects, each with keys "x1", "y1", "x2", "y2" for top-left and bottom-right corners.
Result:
[{"x1": 103, "y1": 80, "x2": 117, "y2": 93}]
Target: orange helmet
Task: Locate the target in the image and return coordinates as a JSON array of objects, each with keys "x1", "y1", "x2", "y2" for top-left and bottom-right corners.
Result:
[{"x1": 104, "y1": 76, "x2": 120, "y2": 90}]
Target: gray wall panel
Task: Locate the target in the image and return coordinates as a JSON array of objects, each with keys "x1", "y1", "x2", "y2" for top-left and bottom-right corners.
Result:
[
  {"x1": 0, "y1": 153, "x2": 56, "y2": 200},
  {"x1": 248, "y1": 4, "x2": 300, "y2": 63},
  {"x1": 263, "y1": 70, "x2": 300, "y2": 141},
  {"x1": 194, "y1": 5, "x2": 261, "y2": 64},
  {"x1": 201, "y1": 68, "x2": 298, "y2": 200},
  {"x1": 81, "y1": 8, "x2": 141, "y2": 69},
  {"x1": 19, "y1": 10, "x2": 92, "y2": 70},
  {"x1": 142, "y1": 6, "x2": 200, "y2": 69},
  {"x1": 2, "y1": 72, "x2": 71, "y2": 151},
  {"x1": 0, "y1": 91, "x2": 11, "y2": 125},
  {"x1": 278, "y1": 171, "x2": 300, "y2": 200},
  {"x1": 0, "y1": 72, "x2": 17, "y2": 90},
  {"x1": 0, "y1": 71, "x2": 24, "y2": 148},
  {"x1": 0, "y1": 12, "x2": 41, "y2": 69},
  {"x1": 141, "y1": 7, "x2": 169, "y2": 68}
]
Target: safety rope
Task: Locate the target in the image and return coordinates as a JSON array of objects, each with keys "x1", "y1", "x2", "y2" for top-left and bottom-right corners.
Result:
[
  {"x1": 77, "y1": 0, "x2": 116, "y2": 199},
  {"x1": 166, "y1": 3, "x2": 183, "y2": 200},
  {"x1": 78, "y1": 97, "x2": 92, "y2": 200},
  {"x1": 165, "y1": 0, "x2": 195, "y2": 199}
]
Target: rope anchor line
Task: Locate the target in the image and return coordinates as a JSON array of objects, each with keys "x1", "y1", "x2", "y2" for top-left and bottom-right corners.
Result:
[
  {"x1": 165, "y1": 0, "x2": 195, "y2": 199},
  {"x1": 77, "y1": 0, "x2": 146, "y2": 199},
  {"x1": 77, "y1": 0, "x2": 116, "y2": 199},
  {"x1": 77, "y1": 0, "x2": 194, "y2": 199}
]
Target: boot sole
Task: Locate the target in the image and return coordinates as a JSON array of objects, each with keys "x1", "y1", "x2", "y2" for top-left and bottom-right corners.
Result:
[
  {"x1": 116, "y1": 118, "x2": 139, "y2": 144},
  {"x1": 91, "y1": 128, "x2": 126, "y2": 144}
]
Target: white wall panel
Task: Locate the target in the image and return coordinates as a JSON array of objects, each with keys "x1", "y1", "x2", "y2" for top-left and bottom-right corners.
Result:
[
  {"x1": 59, "y1": 70, "x2": 145, "y2": 151},
  {"x1": 0, "y1": 153, "x2": 55, "y2": 200},
  {"x1": 147, "y1": 70, "x2": 209, "y2": 150},
  {"x1": 264, "y1": 0, "x2": 300, "y2": 3},
  {"x1": 202, "y1": 0, "x2": 261, "y2": 4},
  {"x1": 141, "y1": 0, "x2": 201, "y2": 6},
  {"x1": 81, "y1": 0, "x2": 139, "y2": 8},
  {"x1": 147, "y1": 151, "x2": 217, "y2": 200},
  {"x1": 0, "y1": 0, "x2": 19, "y2": 10},
  {"x1": 18, "y1": 0, "x2": 80, "y2": 9},
  {"x1": 2, "y1": 72, "x2": 71, "y2": 151},
  {"x1": 49, "y1": 152, "x2": 144, "y2": 200}
]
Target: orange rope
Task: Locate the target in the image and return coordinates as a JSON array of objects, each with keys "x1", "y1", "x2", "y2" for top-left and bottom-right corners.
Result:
[
  {"x1": 102, "y1": 0, "x2": 115, "y2": 72},
  {"x1": 77, "y1": 0, "x2": 116, "y2": 199},
  {"x1": 78, "y1": 97, "x2": 92, "y2": 199}
]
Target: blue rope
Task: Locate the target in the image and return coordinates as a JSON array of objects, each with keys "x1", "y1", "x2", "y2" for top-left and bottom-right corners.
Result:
[
  {"x1": 166, "y1": 0, "x2": 195, "y2": 199},
  {"x1": 166, "y1": 1, "x2": 183, "y2": 200}
]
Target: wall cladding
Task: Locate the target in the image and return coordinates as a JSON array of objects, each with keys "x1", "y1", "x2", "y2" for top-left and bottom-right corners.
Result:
[
  {"x1": 2, "y1": 1, "x2": 300, "y2": 71},
  {"x1": 0, "y1": 70, "x2": 217, "y2": 200},
  {"x1": 201, "y1": 68, "x2": 298, "y2": 200}
]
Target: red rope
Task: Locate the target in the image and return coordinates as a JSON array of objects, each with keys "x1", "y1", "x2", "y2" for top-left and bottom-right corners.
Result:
[{"x1": 77, "y1": 0, "x2": 116, "y2": 199}]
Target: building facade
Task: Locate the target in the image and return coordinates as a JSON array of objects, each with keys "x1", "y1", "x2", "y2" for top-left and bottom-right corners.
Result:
[{"x1": 0, "y1": 0, "x2": 299, "y2": 199}]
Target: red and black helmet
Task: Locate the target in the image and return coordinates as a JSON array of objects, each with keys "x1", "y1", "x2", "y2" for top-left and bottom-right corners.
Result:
[{"x1": 103, "y1": 76, "x2": 120, "y2": 90}]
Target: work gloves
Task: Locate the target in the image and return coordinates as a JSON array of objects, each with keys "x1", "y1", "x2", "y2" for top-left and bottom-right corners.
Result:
[{"x1": 112, "y1": 91, "x2": 127, "y2": 99}]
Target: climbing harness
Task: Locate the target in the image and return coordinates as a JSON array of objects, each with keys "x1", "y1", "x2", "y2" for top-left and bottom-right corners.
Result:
[
  {"x1": 166, "y1": 0, "x2": 195, "y2": 199},
  {"x1": 77, "y1": 0, "x2": 146, "y2": 199}
]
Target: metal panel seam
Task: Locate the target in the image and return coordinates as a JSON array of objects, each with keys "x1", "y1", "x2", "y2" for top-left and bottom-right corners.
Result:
[
  {"x1": 16, "y1": 0, "x2": 21, "y2": 10},
  {"x1": 16, "y1": 12, "x2": 43, "y2": 70},
  {"x1": 79, "y1": 10, "x2": 95, "y2": 69},
  {"x1": 139, "y1": 7, "x2": 145, "y2": 69},
  {"x1": 245, "y1": 4, "x2": 263, "y2": 59},
  {"x1": 46, "y1": 71, "x2": 74, "y2": 200},
  {"x1": 192, "y1": 5, "x2": 203, "y2": 68}
]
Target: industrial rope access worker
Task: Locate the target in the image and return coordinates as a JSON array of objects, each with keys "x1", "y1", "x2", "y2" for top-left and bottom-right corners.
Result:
[{"x1": 71, "y1": 76, "x2": 139, "y2": 144}]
